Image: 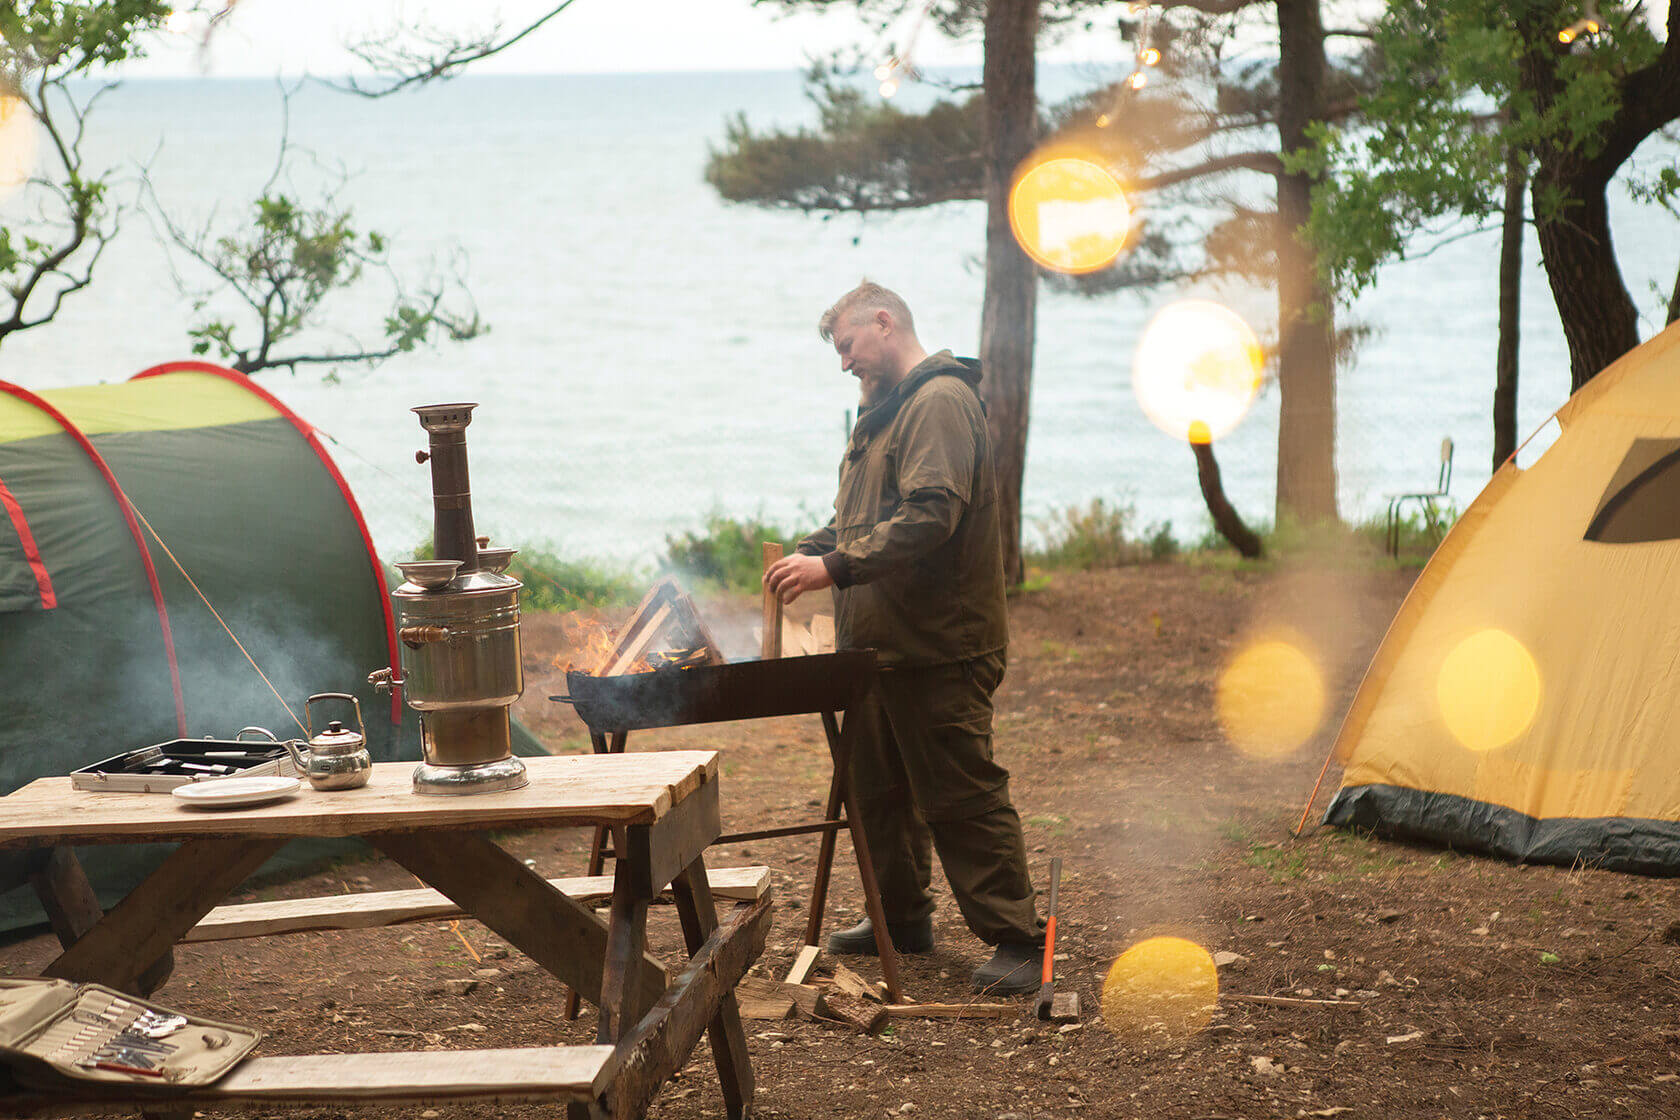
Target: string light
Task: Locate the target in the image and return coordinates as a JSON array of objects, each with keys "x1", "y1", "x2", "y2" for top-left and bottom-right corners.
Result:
[
  {"x1": 1128, "y1": 70, "x2": 1148, "y2": 90},
  {"x1": 1141, "y1": 47, "x2": 1161, "y2": 66},
  {"x1": 1096, "y1": 0, "x2": 1161, "y2": 126},
  {"x1": 872, "y1": 0, "x2": 935, "y2": 101},
  {"x1": 1557, "y1": 4, "x2": 1603, "y2": 45}
]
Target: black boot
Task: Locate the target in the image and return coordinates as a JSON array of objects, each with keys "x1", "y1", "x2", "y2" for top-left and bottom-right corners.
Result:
[
  {"x1": 825, "y1": 916, "x2": 935, "y2": 955},
  {"x1": 970, "y1": 942, "x2": 1041, "y2": 994}
]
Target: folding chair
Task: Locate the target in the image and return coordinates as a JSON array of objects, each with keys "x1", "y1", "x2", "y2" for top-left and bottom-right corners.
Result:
[{"x1": 1385, "y1": 437, "x2": 1453, "y2": 556}]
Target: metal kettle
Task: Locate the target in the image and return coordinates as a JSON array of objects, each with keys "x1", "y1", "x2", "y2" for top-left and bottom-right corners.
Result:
[{"x1": 285, "y1": 693, "x2": 373, "y2": 791}]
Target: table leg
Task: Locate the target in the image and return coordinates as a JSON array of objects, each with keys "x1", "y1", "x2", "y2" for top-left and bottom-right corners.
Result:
[
  {"x1": 597, "y1": 827, "x2": 651, "y2": 1044},
  {"x1": 802, "y1": 712, "x2": 848, "y2": 949},
  {"x1": 371, "y1": 830, "x2": 666, "y2": 1018},
  {"x1": 830, "y1": 704, "x2": 904, "y2": 1003},
  {"x1": 28, "y1": 846, "x2": 177, "y2": 997},
  {"x1": 671, "y1": 853, "x2": 753, "y2": 1119},
  {"x1": 569, "y1": 730, "x2": 631, "y2": 1023},
  {"x1": 44, "y1": 838, "x2": 283, "y2": 995}
]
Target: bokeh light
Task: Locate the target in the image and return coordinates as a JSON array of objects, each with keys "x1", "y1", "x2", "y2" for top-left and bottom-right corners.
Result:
[
  {"x1": 1132, "y1": 299, "x2": 1264, "y2": 444},
  {"x1": 1007, "y1": 151, "x2": 1132, "y2": 275},
  {"x1": 0, "y1": 97, "x2": 39, "y2": 204},
  {"x1": 1437, "y1": 629, "x2": 1541, "y2": 752},
  {"x1": 1216, "y1": 637, "x2": 1327, "y2": 758},
  {"x1": 1101, "y1": 936, "x2": 1219, "y2": 1044}
]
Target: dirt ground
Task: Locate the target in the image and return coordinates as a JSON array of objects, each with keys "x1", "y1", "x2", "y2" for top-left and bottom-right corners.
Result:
[{"x1": 8, "y1": 559, "x2": 1680, "y2": 1119}]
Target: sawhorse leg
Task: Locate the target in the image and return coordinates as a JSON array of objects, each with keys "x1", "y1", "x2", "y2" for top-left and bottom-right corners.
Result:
[{"x1": 787, "y1": 705, "x2": 903, "y2": 1002}]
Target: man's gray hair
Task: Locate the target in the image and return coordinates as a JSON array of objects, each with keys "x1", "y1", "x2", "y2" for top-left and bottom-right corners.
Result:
[{"x1": 818, "y1": 280, "x2": 917, "y2": 342}]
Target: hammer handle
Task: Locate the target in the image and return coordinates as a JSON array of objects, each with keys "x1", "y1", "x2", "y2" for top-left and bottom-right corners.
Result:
[{"x1": 1041, "y1": 856, "x2": 1062, "y2": 984}]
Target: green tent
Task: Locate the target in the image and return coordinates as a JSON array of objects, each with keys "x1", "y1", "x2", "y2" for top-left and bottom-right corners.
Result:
[{"x1": 0, "y1": 361, "x2": 541, "y2": 933}]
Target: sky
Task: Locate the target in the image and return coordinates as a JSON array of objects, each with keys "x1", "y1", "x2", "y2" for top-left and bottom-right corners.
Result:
[{"x1": 126, "y1": 0, "x2": 1140, "y2": 78}]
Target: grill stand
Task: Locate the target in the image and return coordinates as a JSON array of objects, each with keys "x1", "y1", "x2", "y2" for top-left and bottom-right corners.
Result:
[{"x1": 563, "y1": 678, "x2": 904, "y2": 1018}]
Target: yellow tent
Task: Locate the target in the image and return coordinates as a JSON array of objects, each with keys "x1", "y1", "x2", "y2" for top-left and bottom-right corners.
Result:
[{"x1": 1325, "y1": 322, "x2": 1680, "y2": 873}]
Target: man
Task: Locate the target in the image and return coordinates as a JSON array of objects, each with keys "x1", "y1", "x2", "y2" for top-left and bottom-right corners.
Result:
[{"x1": 764, "y1": 280, "x2": 1042, "y2": 995}]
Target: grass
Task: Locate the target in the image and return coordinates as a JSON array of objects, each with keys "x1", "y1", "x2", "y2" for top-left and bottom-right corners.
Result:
[{"x1": 1027, "y1": 499, "x2": 1177, "y2": 571}]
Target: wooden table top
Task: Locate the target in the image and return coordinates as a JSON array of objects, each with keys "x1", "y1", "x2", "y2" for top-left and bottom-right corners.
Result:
[{"x1": 0, "y1": 751, "x2": 720, "y2": 849}]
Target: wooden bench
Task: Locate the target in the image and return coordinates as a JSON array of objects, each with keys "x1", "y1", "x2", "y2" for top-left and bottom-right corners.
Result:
[{"x1": 184, "y1": 866, "x2": 771, "y2": 942}]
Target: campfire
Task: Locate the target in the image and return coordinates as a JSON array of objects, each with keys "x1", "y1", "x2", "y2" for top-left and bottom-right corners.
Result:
[{"x1": 560, "y1": 577, "x2": 727, "y2": 677}]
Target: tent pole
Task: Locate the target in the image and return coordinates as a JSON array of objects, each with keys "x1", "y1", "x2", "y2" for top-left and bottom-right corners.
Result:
[{"x1": 1292, "y1": 742, "x2": 1339, "y2": 838}]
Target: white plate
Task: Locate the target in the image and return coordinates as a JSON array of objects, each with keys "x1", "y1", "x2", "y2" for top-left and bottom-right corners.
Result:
[{"x1": 172, "y1": 776, "x2": 301, "y2": 809}]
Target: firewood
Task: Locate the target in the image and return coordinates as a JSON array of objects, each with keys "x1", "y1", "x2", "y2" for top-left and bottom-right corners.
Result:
[
  {"x1": 828, "y1": 963, "x2": 883, "y2": 1004},
  {"x1": 734, "y1": 976, "x2": 797, "y2": 1021},
  {"x1": 819, "y1": 990, "x2": 888, "y2": 1035},
  {"x1": 761, "y1": 543, "x2": 784, "y2": 659}
]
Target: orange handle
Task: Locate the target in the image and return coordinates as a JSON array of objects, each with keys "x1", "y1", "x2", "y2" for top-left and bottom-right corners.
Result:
[{"x1": 1041, "y1": 914, "x2": 1057, "y2": 984}]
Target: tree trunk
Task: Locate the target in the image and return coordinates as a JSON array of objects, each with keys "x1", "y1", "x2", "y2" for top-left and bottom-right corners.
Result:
[
  {"x1": 1532, "y1": 172, "x2": 1641, "y2": 392},
  {"x1": 1192, "y1": 441, "x2": 1263, "y2": 559},
  {"x1": 1667, "y1": 259, "x2": 1680, "y2": 326},
  {"x1": 1272, "y1": 0, "x2": 1338, "y2": 525},
  {"x1": 978, "y1": 0, "x2": 1038, "y2": 585},
  {"x1": 1493, "y1": 132, "x2": 1525, "y2": 472}
]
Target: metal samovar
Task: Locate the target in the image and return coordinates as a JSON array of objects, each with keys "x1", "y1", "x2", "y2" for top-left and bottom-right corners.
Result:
[{"x1": 369, "y1": 403, "x2": 528, "y2": 794}]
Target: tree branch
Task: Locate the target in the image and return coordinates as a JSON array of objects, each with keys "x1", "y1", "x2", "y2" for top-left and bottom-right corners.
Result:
[
  {"x1": 331, "y1": 0, "x2": 583, "y2": 98},
  {"x1": 1137, "y1": 150, "x2": 1284, "y2": 192}
]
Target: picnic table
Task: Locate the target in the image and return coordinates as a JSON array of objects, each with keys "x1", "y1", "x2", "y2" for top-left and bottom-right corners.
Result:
[{"x1": 0, "y1": 751, "x2": 770, "y2": 1120}]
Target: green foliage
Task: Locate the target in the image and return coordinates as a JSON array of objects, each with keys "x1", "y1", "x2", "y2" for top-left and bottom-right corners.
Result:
[
  {"x1": 659, "y1": 512, "x2": 807, "y2": 592},
  {"x1": 179, "y1": 186, "x2": 483, "y2": 375},
  {"x1": 0, "y1": 1, "x2": 169, "y2": 74},
  {"x1": 705, "y1": 63, "x2": 984, "y2": 212},
  {"x1": 1303, "y1": 0, "x2": 1671, "y2": 299},
  {"x1": 1028, "y1": 499, "x2": 1177, "y2": 570}
]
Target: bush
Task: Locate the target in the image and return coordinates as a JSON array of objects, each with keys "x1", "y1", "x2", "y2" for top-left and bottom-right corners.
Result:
[
  {"x1": 1029, "y1": 499, "x2": 1177, "y2": 570},
  {"x1": 660, "y1": 512, "x2": 809, "y2": 592}
]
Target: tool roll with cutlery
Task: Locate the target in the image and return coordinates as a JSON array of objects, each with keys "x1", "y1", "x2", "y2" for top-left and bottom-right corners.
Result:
[{"x1": 0, "y1": 978, "x2": 259, "y2": 1092}]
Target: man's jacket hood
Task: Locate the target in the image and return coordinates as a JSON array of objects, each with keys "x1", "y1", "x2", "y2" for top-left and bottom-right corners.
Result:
[{"x1": 853, "y1": 353, "x2": 983, "y2": 441}]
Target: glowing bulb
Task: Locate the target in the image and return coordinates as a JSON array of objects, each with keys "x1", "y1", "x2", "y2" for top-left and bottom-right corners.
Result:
[
  {"x1": 1586, "y1": 19, "x2": 1600, "y2": 33},
  {"x1": 1217, "y1": 638, "x2": 1327, "y2": 759},
  {"x1": 1007, "y1": 150, "x2": 1133, "y2": 274},
  {"x1": 1437, "y1": 629, "x2": 1541, "y2": 752},
  {"x1": 1127, "y1": 0, "x2": 1150, "y2": 12},
  {"x1": 0, "y1": 97, "x2": 40, "y2": 203},
  {"x1": 1141, "y1": 47, "x2": 1161, "y2": 66},
  {"x1": 1132, "y1": 300, "x2": 1264, "y2": 443},
  {"x1": 874, "y1": 63, "x2": 893, "y2": 81},
  {"x1": 164, "y1": 8, "x2": 194, "y2": 34},
  {"x1": 1128, "y1": 70, "x2": 1148, "y2": 90},
  {"x1": 1557, "y1": 26, "x2": 1577, "y2": 42},
  {"x1": 879, "y1": 79, "x2": 899, "y2": 98},
  {"x1": 1095, "y1": 113, "x2": 1112, "y2": 128},
  {"x1": 1101, "y1": 937, "x2": 1218, "y2": 1044}
]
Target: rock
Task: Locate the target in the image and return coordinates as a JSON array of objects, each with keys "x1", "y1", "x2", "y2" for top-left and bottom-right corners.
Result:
[
  {"x1": 1660, "y1": 920, "x2": 1680, "y2": 946},
  {"x1": 1250, "y1": 1056, "x2": 1281, "y2": 1077},
  {"x1": 1376, "y1": 970, "x2": 1398, "y2": 986},
  {"x1": 420, "y1": 1112, "x2": 439, "y2": 1119},
  {"x1": 1212, "y1": 951, "x2": 1247, "y2": 967},
  {"x1": 472, "y1": 968, "x2": 503, "y2": 980},
  {"x1": 444, "y1": 979, "x2": 479, "y2": 996},
  {"x1": 1386, "y1": 1029, "x2": 1425, "y2": 1045},
  {"x1": 1374, "y1": 909, "x2": 1405, "y2": 924}
]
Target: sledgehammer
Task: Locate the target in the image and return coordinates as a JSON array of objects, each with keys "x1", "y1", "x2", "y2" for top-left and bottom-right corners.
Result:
[{"x1": 1034, "y1": 857, "x2": 1081, "y2": 1023}]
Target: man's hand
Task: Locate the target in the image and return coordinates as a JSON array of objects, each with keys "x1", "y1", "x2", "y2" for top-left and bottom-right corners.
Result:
[{"x1": 764, "y1": 553, "x2": 834, "y2": 605}]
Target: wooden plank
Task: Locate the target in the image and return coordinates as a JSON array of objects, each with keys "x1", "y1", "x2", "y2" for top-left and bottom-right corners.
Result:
[
  {"x1": 370, "y1": 832, "x2": 667, "y2": 1015},
  {"x1": 595, "y1": 580, "x2": 673, "y2": 675},
  {"x1": 0, "y1": 753, "x2": 720, "y2": 849},
  {"x1": 45, "y1": 838, "x2": 283, "y2": 994},
  {"x1": 784, "y1": 944, "x2": 820, "y2": 986},
  {"x1": 670, "y1": 856, "x2": 754, "y2": 1116},
  {"x1": 661, "y1": 582, "x2": 727, "y2": 666},
  {"x1": 2, "y1": 1047, "x2": 619, "y2": 1112},
  {"x1": 883, "y1": 1001, "x2": 1019, "y2": 1021},
  {"x1": 760, "y1": 542, "x2": 783, "y2": 659},
  {"x1": 184, "y1": 866, "x2": 772, "y2": 942},
  {"x1": 603, "y1": 895, "x2": 771, "y2": 1120},
  {"x1": 734, "y1": 976, "x2": 797, "y2": 1021}
]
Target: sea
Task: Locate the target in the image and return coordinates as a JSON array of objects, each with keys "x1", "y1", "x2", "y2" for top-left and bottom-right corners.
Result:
[{"x1": 4, "y1": 70, "x2": 1678, "y2": 566}]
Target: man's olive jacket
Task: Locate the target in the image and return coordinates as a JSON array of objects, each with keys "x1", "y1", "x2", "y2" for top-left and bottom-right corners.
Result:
[{"x1": 797, "y1": 350, "x2": 1009, "y2": 667}]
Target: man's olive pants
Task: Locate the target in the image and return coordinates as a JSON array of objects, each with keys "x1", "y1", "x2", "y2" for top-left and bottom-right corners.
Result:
[{"x1": 846, "y1": 650, "x2": 1041, "y2": 947}]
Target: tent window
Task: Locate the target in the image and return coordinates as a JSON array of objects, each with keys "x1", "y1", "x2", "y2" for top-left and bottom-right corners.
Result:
[{"x1": 1585, "y1": 438, "x2": 1680, "y2": 544}]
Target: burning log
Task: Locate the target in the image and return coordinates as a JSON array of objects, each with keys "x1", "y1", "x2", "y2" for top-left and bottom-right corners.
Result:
[{"x1": 563, "y1": 578, "x2": 725, "y2": 677}]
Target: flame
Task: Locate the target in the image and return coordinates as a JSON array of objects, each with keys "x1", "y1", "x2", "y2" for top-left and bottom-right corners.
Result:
[{"x1": 556, "y1": 615, "x2": 619, "y2": 675}]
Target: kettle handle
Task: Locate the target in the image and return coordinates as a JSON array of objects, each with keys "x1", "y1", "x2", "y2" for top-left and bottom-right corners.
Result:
[
  {"x1": 305, "y1": 693, "x2": 366, "y2": 739},
  {"x1": 234, "y1": 726, "x2": 279, "y2": 743}
]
